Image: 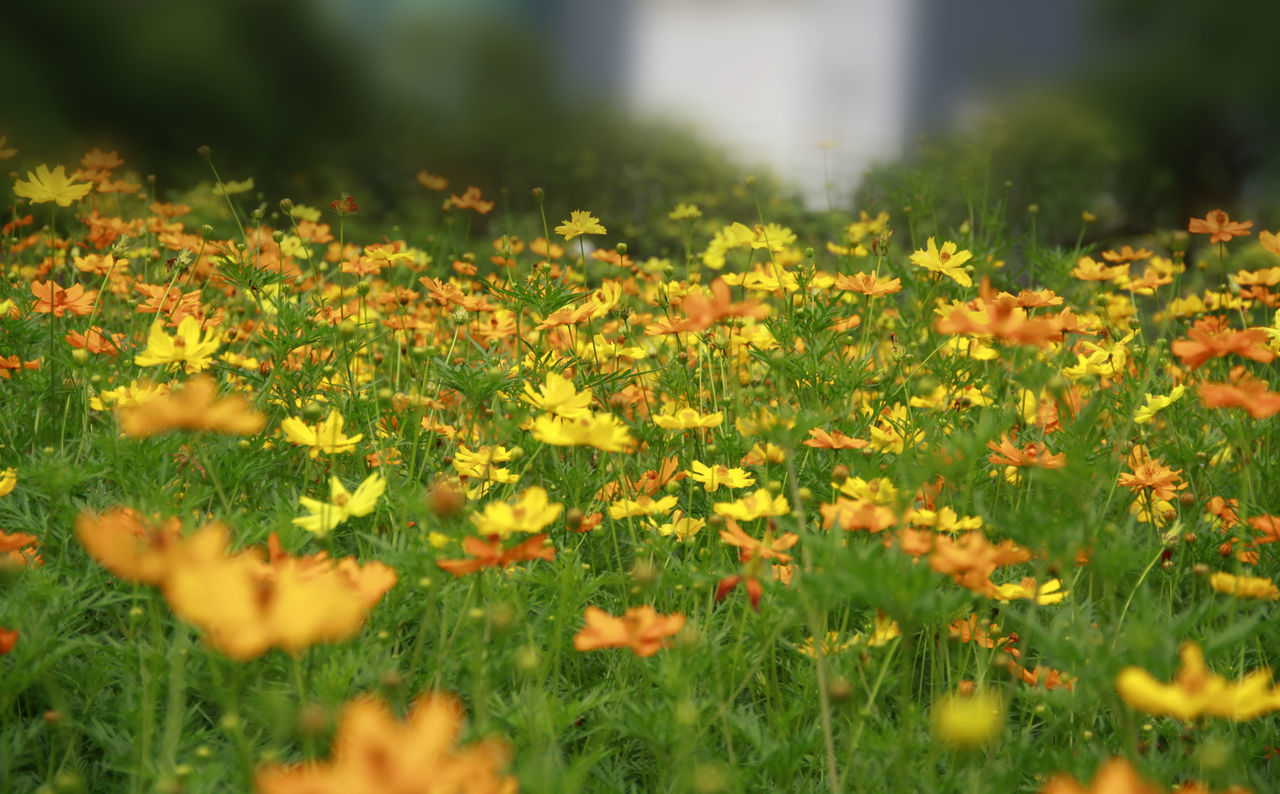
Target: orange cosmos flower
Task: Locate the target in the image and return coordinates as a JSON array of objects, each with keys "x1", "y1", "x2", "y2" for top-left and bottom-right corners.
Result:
[
  {"x1": 75, "y1": 507, "x2": 187, "y2": 585},
  {"x1": 415, "y1": 169, "x2": 449, "y2": 191},
  {"x1": 65, "y1": 326, "x2": 125, "y2": 356},
  {"x1": 803, "y1": 427, "x2": 868, "y2": 450},
  {"x1": 448, "y1": 186, "x2": 494, "y2": 215},
  {"x1": 573, "y1": 605, "x2": 685, "y2": 657},
  {"x1": 0, "y1": 628, "x2": 17, "y2": 655},
  {"x1": 0, "y1": 355, "x2": 40, "y2": 379},
  {"x1": 832, "y1": 271, "x2": 902, "y2": 296},
  {"x1": 1039, "y1": 758, "x2": 1163, "y2": 794},
  {"x1": 1188, "y1": 209, "x2": 1253, "y2": 243},
  {"x1": 1117, "y1": 445, "x2": 1186, "y2": 502},
  {"x1": 0, "y1": 529, "x2": 41, "y2": 567},
  {"x1": 1171, "y1": 324, "x2": 1274, "y2": 370},
  {"x1": 31, "y1": 281, "x2": 97, "y2": 317},
  {"x1": 255, "y1": 692, "x2": 517, "y2": 794},
  {"x1": 1100, "y1": 245, "x2": 1153, "y2": 263},
  {"x1": 929, "y1": 531, "x2": 1031, "y2": 596},
  {"x1": 1198, "y1": 369, "x2": 1280, "y2": 418},
  {"x1": 986, "y1": 433, "x2": 1067, "y2": 469},
  {"x1": 435, "y1": 534, "x2": 555, "y2": 577},
  {"x1": 718, "y1": 518, "x2": 798, "y2": 563},
  {"x1": 116, "y1": 375, "x2": 267, "y2": 437}
]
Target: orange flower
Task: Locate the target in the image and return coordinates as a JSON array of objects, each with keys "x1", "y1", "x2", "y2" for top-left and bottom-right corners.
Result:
[
  {"x1": 986, "y1": 433, "x2": 1067, "y2": 469},
  {"x1": 1100, "y1": 245, "x2": 1153, "y2": 263},
  {"x1": 820, "y1": 498, "x2": 897, "y2": 533},
  {"x1": 715, "y1": 570, "x2": 765, "y2": 611},
  {"x1": 0, "y1": 355, "x2": 40, "y2": 379},
  {"x1": 435, "y1": 534, "x2": 555, "y2": 577},
  {"x1": 1198, "y1": 370, "x2": 1280, "y2": 418},
  {"x1": 573, "y1": 605, "x2": 685, "y2": 657},
  {"x1": 31, "y1": 281, "x2": 97, "y2": 317},
  {"x1": 415, "y1": 169, "x2": 449, "y2": 191},
  {"x1": 76, "y1": 507, "x2": 188, "y2": 585},
  {"x1": 162, "y1": 526, "x2": 395, "y2": 659},
  {"x1": 255, "y1": 693, "x2": 517, "y2": 794},
  {"x1": 116, "y1": 375, "x2": 267, "y2": 437},
  {"x1": 1117, "y1": 445, "x2": 1186, "y2": 502},
  {"x1": 718, "y1": 518, "x2": 799, "y2": 563},
  {"x1": 832, "y1": 271, "x2": 902, "y2": 296},
  {"x1": 1039, "y1": 758, "x2": 1162, "y2": 794},
  {"x1": 929, "y1": 531, "x2": 1030, "y2": 596},
  {"x1": 1188, "y1": 209, "x2": 1253, "y2": 243},
  {"x1": 448, "y1": 186, "x2": 494, "y2": 214},
  {"x1": 1171, "y1": 324, "x2": 1274, "y2": 370},
  {"x1": 804, "y1": 427, "x2": 868, "y2": 450},
  {"x1": 0, "y1": 529, "x2": 41, "y2": 567},
  {"x1": 0, "y1": 627, "x2": 17, "y2": 654},
  {"x1": 65, "y1": 326, "x2": 125, "y2": 356}
]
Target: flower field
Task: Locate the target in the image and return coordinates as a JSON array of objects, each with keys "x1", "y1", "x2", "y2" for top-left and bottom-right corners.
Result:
[{"x1": 2, "y1": 139, "x2": 1280, "y2": 793}]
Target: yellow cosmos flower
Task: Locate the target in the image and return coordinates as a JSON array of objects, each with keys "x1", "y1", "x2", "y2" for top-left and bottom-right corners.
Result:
[
  {"x1": 713, "y1": 488, "x2": 790, "y2": 521},
  {"x1": 522, "y1": 372, "x2": 593, "y2": 419},
  {"x1": 609, "y1": 494, "x2": 678, "y2": 520},
  {"x1": 1134, "y1": 385, "x2": 1186, "y2": 425},
  {"x1": 0, "y1": 468, "x2": 15, "y2": 497},
  {"x1": 910, "y1": 238, "x2": 973, "y2": 287},
  {"x1": 134, "y1": 316, "x2": 222, "y2": 373},
  {"x1": 281, "y1": 411, "x2": 363, "y2": 457},
  {"x1": 654, "y1": 510, "x2": 704, "y2": 541},
  {"x1": 1116, "y1": 641, "x2": 1280, "y2": 722},
  {"x1": 530, "y1": 412, "x2": 635, "y2": 453},
  {"x1": 991, "y1": 577, "x2": 1069, "y2": 605},
  {"x1": 1209, "y1": 571, "x2": 1280, "y2": 601},
  {"x1": 668, "y1": 203, "x2": 702, "y2": 220},
  {"x1": 932, "y1": 690, "x2": 1003, "y2": 749},
  {"x1": 555, "y1": 210, "x2": 606, "y2": 241},
  {"x1": 452, "y1": 444, "x2": 520, "y2": 483},
  {"x1": 13, "y1": 164, "x2": 93, "y2": 206},
  {"x1": 293, "y1": 474, "x2": 387, "y2": 537},
  {"x1": 687, "y1": 461, "x2": 755, "y2": 492},
  {"x1": 653, "y1": 407, "x2": 724, "y2": 431},
  {"x1": 470, "y1": 486, "x2": 563, "y2": 539}
]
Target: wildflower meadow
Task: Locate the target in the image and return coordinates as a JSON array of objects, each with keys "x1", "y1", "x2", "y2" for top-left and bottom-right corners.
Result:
[{"x1": 2, "y1": 133, "x2": 1280, "y2": 794}]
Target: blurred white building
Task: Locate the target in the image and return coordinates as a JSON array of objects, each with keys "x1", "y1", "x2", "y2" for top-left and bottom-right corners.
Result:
[{"x1": 623, "y1": 0, "x2": 914, "y2": 207}]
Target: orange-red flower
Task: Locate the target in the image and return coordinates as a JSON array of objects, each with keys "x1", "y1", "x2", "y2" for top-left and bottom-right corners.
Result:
[
  {"x1": 435, "y1": 534, "x2": 555, "y2": 577},
  {"x1": 0, "y1": 529, "x2": 41, "y2": 567},
  {"x1": 1171, "y1": 324, "x2": 1274, "y2": 370},
  {"x1": 573, "y1": 605, "x2": 685, "y2": 657},
  {"x1": 31, "y1": 281, "x2": 97, "y2": 317},
  {"x1": 1188, "y1": 209, "x2": 1253, "y2": 243},
  {"x1": 65, "y1": 326, "x2": 125, "y2": 356},
  {"x1": 448, "y1": 186, "x2": 494, "y2": 214},
  {"x1": 718, "y1": 519, "x2": 798, "y2": 563},
  {"x1": 986, "y1": 433, "x2": 1067, "y2": 469},
  {"x1": 1198, "y1": 369, "x2": 1280, "y2": 418},
  {"x1": 803, "y1": 427, "x2": 868, "y2": 450},
  {"x1": 0, "y1": 627, "x2": 17, "y2": 654}
]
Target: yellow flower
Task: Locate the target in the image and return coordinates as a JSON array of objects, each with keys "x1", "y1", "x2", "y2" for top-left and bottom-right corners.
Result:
[
  {"x1": 932, "y1": 690, "x2": 1004, "y2": 749},
  {"x1": 991, "y1": 577, "x2": 1069, "y2": 605},
  {"x1": 910, "y1": 237, "x2": 973, "y2": 287},
  {"x1": 530, "y1": 412, "x2": 635, "y2": 453},
  {"x1": 211, "y1": 177, "x2": 254, "y2": 196},
  {"x1": 713, "y1": 488, "x2": 790, "y2": 521},
  {"x1": 797, "y1": 631, "x2": 854, "y2": 658},
  {"x1": 293, "y1": 474, "x2": 387, "y2": 537},
  {"x1": 1209, "y1": 571, "x2": 1280, "y2": 601},
  {"x1": 12, "y1": 164, "x2": 93, "y2": 207},
  {"x1": 687, "y1": 461, "x2": 755, "y2": 492},
  {"x1": 471, "y1": 486, "x2": 563, "y2": 539},
  {"x1": 608, "y1": 494, "x2": 678, "y2": 520},
  {"x1": 555, "y1": 210, "x2": 607, "y2": 241},
  {"x1": 1116, "y1": 641, "x2": 1280, "y2": 722},
  {"x1": 134, "y1": 316, "x2": 222, "y2": 373},
  {"x1": 452, "y1": 445, "x2": 520, "y2": 483},
  {"x1": 1134, "y1": 385, "x2": 1186, "y2": 424},
  {"x1": 281, "y1": 411, "x2": 363, "y2": 457},
  {"x1": 0, "y1": 468, "x2": 15, "y2": 497},
  {"x1": 861, "y1": 611, "x2": 902, "y2": 647},
  {"x1": 522, "y1": 372, "x2": 593, "y2": 419},
  {"x1": 654, "y1": 510, "x2": 704, "y2": 541},
  {"x1": 652, "y1": 407, "x2": 724, "y2": 431},
  {"x1": 668, "y1": 203, "x2": 702, "y2": 221}
]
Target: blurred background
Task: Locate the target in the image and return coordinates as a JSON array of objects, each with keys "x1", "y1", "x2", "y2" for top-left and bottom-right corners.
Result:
[{"x1": 3, "y1": 0, "x2": 1279, "y2": 246}]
